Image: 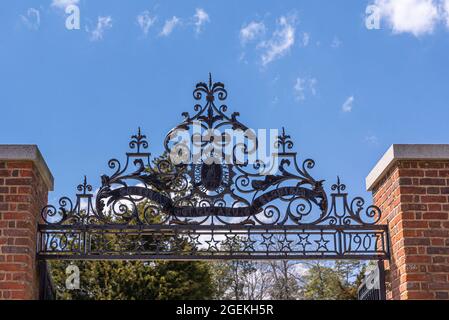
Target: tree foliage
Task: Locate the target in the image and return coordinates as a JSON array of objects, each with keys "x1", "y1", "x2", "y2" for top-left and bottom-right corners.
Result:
[
  {"x1": 302, "y1": 261, "x2": 366, "y2": 300},
  {"x1": 50, "y1": 259, "x2": 214, "y2": 300}
]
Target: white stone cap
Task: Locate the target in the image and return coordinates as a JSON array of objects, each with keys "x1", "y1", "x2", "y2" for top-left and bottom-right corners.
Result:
[
  {"x1": 366, "y1": 144, "x2": 449, "y2": 191},
  {"x1": 0, "y1": 145, "x2": 54, "y2": 191}
]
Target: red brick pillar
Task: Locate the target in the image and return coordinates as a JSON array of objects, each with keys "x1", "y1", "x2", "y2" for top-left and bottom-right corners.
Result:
[
  {"x1": 367, "y1": 145, "x2": 449, "y2": 300},
  {"x1": 0, "y1": 145, "x2": 53, "y2": 300}
]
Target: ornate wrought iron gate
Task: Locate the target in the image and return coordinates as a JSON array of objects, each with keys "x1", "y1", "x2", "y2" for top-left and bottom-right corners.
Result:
[
  {"x1": 37, "y1": 75, "x2": 389, "y2": 298},
  {"x1": 358, "y1": 261, "x2": 387, "y2": 300}
]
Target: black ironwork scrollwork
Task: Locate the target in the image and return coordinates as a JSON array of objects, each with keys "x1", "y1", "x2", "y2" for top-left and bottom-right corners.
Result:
[
  {"x1": 40, "y1": 75, "x2": 383, "y2": 228},
  {"x1": 38, "y1": 75, "x2": 389, "y2": 261}
]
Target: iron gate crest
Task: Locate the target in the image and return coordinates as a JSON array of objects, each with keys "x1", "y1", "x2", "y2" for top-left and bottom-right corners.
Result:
[{"x1": 38, "y1": 75, "x2": 390, "y2": 261}]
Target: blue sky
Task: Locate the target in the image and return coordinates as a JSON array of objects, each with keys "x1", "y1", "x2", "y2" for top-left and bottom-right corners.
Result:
[{"x1": 1, "y1": 0, "x2": 449, "y2": 203}]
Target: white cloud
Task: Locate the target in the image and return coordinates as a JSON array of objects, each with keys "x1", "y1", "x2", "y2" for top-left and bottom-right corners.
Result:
[
  {"x1": 159, "y1": 16, "x2": 181, "y2": 37},
  {"x1": 365, "y1": 135, "x2": 379, "y2": 145},
  {"x1": 238, "y1": 52, "x2": 248, "y2": 64},
  {"x1": 342, "y1": 96, "x2": 354, "y2": 112},
  {"x1": 301, "y1": 32, "x2": 310, "y2": 47},
  {"x1": 331, "y1": 36, "x2": 342, "y2": 48},
  {"x1": 373, "y1": 0, "x2": 440, "y2": 36},
  {"x1": 88, "y1": 16, "x2": 113, "y2": 41},
  {"x1": 294, "y1": 77, "x2": 317, "y2": 101},
  {"x1": 51, "y1": 0, "x2": 79, "y2": 9},
  {"x1": 20, "y1": 8, "x2": 40, "y2": 31},
  {"x1": 309, "y1": 78, "x2": 317, "y2": 96},
  {"x1": 259, "y1": 15, "x2": 296, "y2": 66},
  {"x1": 294, "y1": 78, "x2": 306, "y2": 101},
  {"x1": 444, "y1": 0, "x2": 449, "y2": 27},
  {"x1": 137, "y1": 10, "x2": 157, "y2": 36},
  {"x1": 240, "y1": 21, "x2": 266, "y2": 44},
  {"x1": 194, "y1": 8, "x2": 210, "y2": 34},
  {"x1": 292, "y1": 263, "x2": 309, "y2": 277}
]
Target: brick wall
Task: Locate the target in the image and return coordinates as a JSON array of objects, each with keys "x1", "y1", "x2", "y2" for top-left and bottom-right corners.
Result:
[
  {"x1": 370, "y1": 157, "x2": 449, "y2": 300},
  {"x1": 0, "y1": 146, "x2": 53, "y2": 300}
]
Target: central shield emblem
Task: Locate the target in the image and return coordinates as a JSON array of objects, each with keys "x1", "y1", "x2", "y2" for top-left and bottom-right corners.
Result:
[{"x1": 201, "y1": 163, "x2": 223, "y2": 191}]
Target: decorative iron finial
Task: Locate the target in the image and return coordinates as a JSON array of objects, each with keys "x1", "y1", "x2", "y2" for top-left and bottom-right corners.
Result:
[
  {"x1": 275, "y1": 127, "x2": 294, "y2": 154},
  {"x1": 193, "y1": 74, "x2": 227, "y2": 103},
  {"x1": 331, "y1": 176, "x2": 346, "y2": 194},
  {"x1": 129, "y1": 127, "x2": 149, "y2": 153},
  {"x1": 77, "y1": 175, "x2": 92, "y2": 195}
]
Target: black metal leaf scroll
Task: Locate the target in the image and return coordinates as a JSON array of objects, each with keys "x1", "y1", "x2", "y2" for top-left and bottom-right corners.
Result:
[{"x1": 38, "y1": 75, "x2": 389, "y2": 261}]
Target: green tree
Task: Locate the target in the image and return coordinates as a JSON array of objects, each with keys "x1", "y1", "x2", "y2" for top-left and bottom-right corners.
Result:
[
  {"x1": 211, "y1": 260, "x2": 257, "y2": 300},
  {"x1": 268, "y1": 261, "x2": 302, "y2": 300},
  {"x1": 210, "y1": 237, "x2": 259, "y2": 300},
  {"x1": 302, "y1": 261, "x2": 366, "y2": 300},
  {"x1": 50, "y1": 259, "x2": 214, "y2": 300}
]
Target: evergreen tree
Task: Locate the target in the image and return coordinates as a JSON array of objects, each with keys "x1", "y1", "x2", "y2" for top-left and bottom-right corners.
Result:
[
  {"x1": 302, "y1": 261, "x2": 366, "y2": 300},
  {"x1": 50, "y1": 259, "x2": 214, "y2": 300}
]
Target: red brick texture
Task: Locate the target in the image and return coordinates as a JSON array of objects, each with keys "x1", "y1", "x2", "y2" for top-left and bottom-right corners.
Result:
[
  {"x1": 372, "y1": 160, "x2": 449, "y2": 300},
  {"x1": 0, "y1": 160, "x2": 48, "y2": 300}
]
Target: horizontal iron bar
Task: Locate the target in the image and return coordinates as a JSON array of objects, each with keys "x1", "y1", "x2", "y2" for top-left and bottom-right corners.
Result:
[
  {"x1": 37, "y1": 253, "x2": 389, "y2": 261},
  {"x1": 38, "y1": 224, "x2": 389, "y2": 232}
]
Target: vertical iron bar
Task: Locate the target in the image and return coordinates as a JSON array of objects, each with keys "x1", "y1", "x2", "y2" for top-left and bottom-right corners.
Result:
[
  {"x1": 83, "y1": 230, "x2": 87, "y2": 255},
  {"x1": 38, "y1": 260, "x2": 45, "y2": 300},
  {"x1": 377, "y1": 260, "x2": 387, "y2": 300},
  {"x1": 337, "y1": 230, "x2": 342, "y2": 256}
]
